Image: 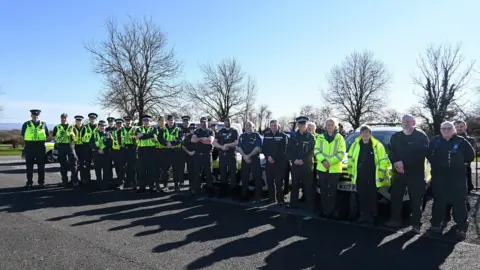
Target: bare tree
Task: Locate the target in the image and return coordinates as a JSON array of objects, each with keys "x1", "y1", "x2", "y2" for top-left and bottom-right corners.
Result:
[
  {"x1": 186, "y1": 58, "x2": 258, "y2": 122},
  {"x1": 299, "y1": 104, "x2": 334, "y2": 127},
  {"x1": 256, "y1": 104, "x2": 272, "y2": 132},
  {"x1": 413, "y1": 43, "x2": 475, "y2": 134},
  {"x1": 374, "y1": 108, "x2": 402, "y2": 123},
  {"x1": 322, "y1": 50, "x2": 391, "y2": 129},
  {"x1": 85, "y1": 16, "x2": 182, "y2": 124},
  {"x1": 277, "y1": 116, "x2": 291, "y2": 131}
]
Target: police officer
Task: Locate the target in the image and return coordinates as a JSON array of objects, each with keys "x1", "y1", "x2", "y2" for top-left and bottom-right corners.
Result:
[
  {"x1": 52, "y1": 113, "x2": 78, "y2": 188},
  {"x1": 73, "y1": 115, "x2": 85, "y2": 184},
  {"x1": 81, "y1": 113, "x2": 98, "y2": 185},
  {"x1": 21, "y1": 109, "x2": 49, "y2": 188},
  {"x1": 287, "y1": 116, "x2": 316, "y2": 210},
  {"x1": 191, "y1": 117, "x2": 215, "y2": 196},
  {"x1": 181, "y1": 116, "x2": 191, "y2": 134},
  {"x1": 121, "y1": 116, "x2": 137, "y2": 189},
  {"x1": 155, "y1": 115, "x2": 166, "y2": 190},
  {"x1": 238, "y1": 121, "x2": 263, "y2": 202},
  {"x1": 106, "y1": 117, "x2": 116, "y2": 132},
  {"x1": 262, "y1": 119, "x2": 288, "y2": 205},
  {"x1": 314, "y1": 118, "x2": 347, "y2": 218},
  {"x1": 454, "y1": 120, "x2": 477, "y2": 193},
  {"x1": 386, "y1": 114, "x2": 429, "y2": 233},
  {"x1": 136, "y1": 115, "x2": 158, "y2": 193},
  {"x1": 111, "y1": 119, "x2": 126, "y2": 190},
  {"x1": 213, "y1": 117, "x2": 239, "y2": 198},
  {"x1": 157, "y1": 115, "x2": 184, "y2": 192},
  {"x1": 428, "y1": 121, "x2": 475, "y2": 239},
  {"x1": 183, "y1": 123, "x2": 197, "y2": 189},
  {"x1": 91, "y1": 120, "x2": 112, "y2": 190},
  {"x1": 302, "y1": 121, "x2": 319, "y2": 201}
]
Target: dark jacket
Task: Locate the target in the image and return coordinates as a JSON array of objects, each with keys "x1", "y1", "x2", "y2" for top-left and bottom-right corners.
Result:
[
  {"x1": 286, "y1": 130, "x2": 315, "y2": 165},
  {"x1": 427, "y1": 134, "x2": 475, "y2": 176},
  {"x1": 389, "y1": 128, "x2": 429, "y2": 174},
  {"x1": 262, "y1": 130, "x2": 288, "y2": 161}
]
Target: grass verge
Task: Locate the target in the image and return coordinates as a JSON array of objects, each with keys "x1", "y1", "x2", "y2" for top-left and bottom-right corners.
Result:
[{"x1": 0, "y1": 145, "x2": 23, "y2": 156}]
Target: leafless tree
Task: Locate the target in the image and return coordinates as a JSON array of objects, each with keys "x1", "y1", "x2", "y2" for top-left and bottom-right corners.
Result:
[
  {"x1": 85, "y1": 16, "x2": 182, "y2": 124},
  {"x1": 299, "y1": 104, "x2": 334, "y2": 127},
  {"x1": 322, "y1": 50, "x2": 391, "y2": 129},
  {"x1": 413, "y1": 43, "x2": 475, "y2": 134},
  {"x1": 186, "y1": 58, "x2": 258, "y2": 122},
  {"x1": 166, "y1": 104, "x2": 202, "y2": 121},
  {"x1": 374, "y1": 108, "x2": 402, "y2": 124},
  {"x1": 277, "y1": 116, "x2": 291, "y2": 131},
  {"x1": 256, "y1": 104, "x2": 272, "y2": 132}
]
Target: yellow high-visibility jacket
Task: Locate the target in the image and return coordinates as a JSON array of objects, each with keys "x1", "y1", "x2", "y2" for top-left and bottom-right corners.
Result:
[{"x1": 314, "y1": 132, "x2": 346, "y2": 173}]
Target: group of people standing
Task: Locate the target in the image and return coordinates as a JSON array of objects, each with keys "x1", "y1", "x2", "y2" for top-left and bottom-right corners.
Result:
[{"x1": 21, "y1": 109, "x2": 476, "y2": 238}]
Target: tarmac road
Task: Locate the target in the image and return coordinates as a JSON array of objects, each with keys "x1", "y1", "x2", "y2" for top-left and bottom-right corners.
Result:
[{"x1": 1, "y1": 157, "x2": 480, "y2": 270}]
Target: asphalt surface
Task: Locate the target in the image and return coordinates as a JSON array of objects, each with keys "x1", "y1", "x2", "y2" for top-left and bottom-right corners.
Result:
[{"x1": 1, "y1": 157, "x2": 480, "y2": 270}]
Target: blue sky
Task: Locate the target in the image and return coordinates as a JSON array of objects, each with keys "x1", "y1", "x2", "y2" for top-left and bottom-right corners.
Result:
[{"x1": 0, "y1": 0, "x2": 478, "y2": 124}]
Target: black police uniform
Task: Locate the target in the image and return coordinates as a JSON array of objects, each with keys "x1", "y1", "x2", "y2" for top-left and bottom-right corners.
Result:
[
  {"x1": 90, "y1": 121, "x2": 113, "y2": 189},
  {"x1": 191, "y1": 120, "x2": 215, "y2": 195},
  {"x1": 121, "y1": 117, "x2": 137, "y2": 188},
  {"x1": 52, "y1": 119, "x2": 78, "y2": 187},
  {"x1": 157, "y1": 123, "x2": 184, "y2": 190},
  {"x1": 458, "y1": 133, "x2": 477, "y2": 192},
  {"x1": 181, "y1": 116, "x2": 191, "y2": 135},
  {"x1": 262, "y1": 128, "x2": 288, "y2": 204},
  {"x1": 105, "y1": 117, "x2": 116, "y2": 181},
  {"x1": 215, "y1": 127, "x2": 239, "y2": 195},
  {"x1": 136, "y1": 116, "x2": 158, "y2": 192},
  {"x1": 286, "y1": 117, "x2": 315, "y2": 209},
  {"x1": 110, "y1": 119, "x2": 126, "y2": 189},
  {"x1": 387, "y1": 128, "x2": 429, "y2": 228},
  {"x1": 81, "y1": 113, "x2": 99, "y2": 184},
  {"x1": 73, "y1": 115, "x2": 86, "y2": 183},
  {"x1": 428, "y1": 134, "x2": 475, "y2": 233},
  {"x1": 21, "y1": 109, "x2": 49, "y2": 187},
  {"x1": 182, "y1": 124, "x2": 197, "y2": 187},
  {"x1": 238, "y1": 131, "x2": 263, "y2": 200}
]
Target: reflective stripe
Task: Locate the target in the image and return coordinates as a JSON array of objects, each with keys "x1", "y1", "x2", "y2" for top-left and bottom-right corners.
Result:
[{"x1": 378, "y1": 169, "x2": 387, "y2": 173}]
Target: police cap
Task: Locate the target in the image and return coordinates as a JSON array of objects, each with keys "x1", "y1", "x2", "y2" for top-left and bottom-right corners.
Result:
[
  {"x1": 200, "y1": 117, "x2": 207, "y2": 122},
  {"x1": 142, "y1": 115, "x2": 152, "y2": 120},
  {"x1": 88, "y1": 113, "x2": 98, "y2": 119},
  {"x1": 296, "y1": 116, "x2": 309, "y2": 124},
  {"x1": 98, "y1": 120, "x2": 106, "y2": 126},
  {"x1": 30, "y1": 109, "x2": 41, "y2": 116},
  {"x1": 182, "y1": 116, "x2": 190, "y2": 121},
  {"x1": 189, "y1": 123, "x2": 196, "y2": 129},
  {"x1": 74, "y1": 115, "x2": 84, "y2": 121},
  {"x1": 123, "y1": 116, "x2": 132, "y2": 121},
  {"x1": 115, "y1": 118, "x2": 124, "y2": 124},
  {"x1": 107, "y1": 117, "x2": 115, "y2": 122}
]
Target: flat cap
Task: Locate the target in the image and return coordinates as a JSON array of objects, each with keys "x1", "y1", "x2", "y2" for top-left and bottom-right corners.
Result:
[
  {"x1": 182, "y1": 116, "x2": 191, "y2": 121},
  {"x1": 296, "y1": 116, "x2": 309, "y2": 124},
  {"x1": 88, "y1": 113, "x2": 98, "y2": 119},
  {"x1": 30, "y1": 109, "x2": 41, "y2": 116},
  {"x1": 74, "y1": 115, "x2": 84, "y2": 120}
]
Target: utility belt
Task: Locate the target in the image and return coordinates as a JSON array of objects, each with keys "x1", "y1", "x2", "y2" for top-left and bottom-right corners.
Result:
[{"x1": 195, "y1": 152, "x2": 211, "y2": 156}]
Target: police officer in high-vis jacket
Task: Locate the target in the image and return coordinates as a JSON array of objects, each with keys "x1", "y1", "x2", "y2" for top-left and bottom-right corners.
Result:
[
  {"x1": 347, "y1": 125, "x2": 391, "y2": 225},
  {"x1": 81, "y1": 113, "x2": 98, "y2": 185},
  {"x1": 428, "y1": 121, "x2": 475, "y2": 239},
  {"x1": 52, "y1": 113, "x2": 78, "y2": 188},
  {"x1": 21, "y1": 109, "x2": 49, "y2": 188},
  {"x1": 111, "y1": 119, "x2": 126, "y2": 190},
  {"x1": 121, "y1": 116, "x2": 137, "y2": 189},
  {"x1": 287, "y1": 116, "x2": 316, "y2": 210},
  {"x1": 136, "y1": 115, "x2": 158, "y2": 193},
  {"x1": 90, "y1": 120, "x2": 112, "y2": 190},
  {"x1": 157, "y1": 115, "x2": 184, "y2": 192},
  {"x1": 73, "y1": 115, "x2": 85, "y2": 183}
]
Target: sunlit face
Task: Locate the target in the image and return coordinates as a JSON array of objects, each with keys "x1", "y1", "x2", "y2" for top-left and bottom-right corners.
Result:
[
  {"x1": 245, "y1": 122, "x2": 253, "y2": 133},
  {"x1": 125, "y1": 120, "x2": 131, "y2": 127},
  {"x1": 224, "y1": 118, "x2": 231, "y2": 128},
  {"x1": 75, "y1": 119, "x2": 82, "y2": 125},
  {"x1": 325, "y1": 120, "x2": 335, "y2": 132},
  {"x1": 298, "y1": 122, "x2": 307, "y2": 132},
  {"x1": 89, "y1": 117, "x2": 96, "y2": 124},
  {"x1": 31, "y1": 114, "x2": 39, "y2": 121},
  {"x1": 200, "y1": 120, "x2": 207, "y2": 129},
  {"x1": 98, "y1": 125, "x2": 105, "y2": 132},
  {"x1": 270, "y1": 121, "x2": 279, "y2": 132},
  {"x1": 159, "y1": 118, "x2": 165, "y2": 128},
  {"x1": 108, "y1": 120, "x2": 114, "y2": 126},
  {"x1": 167, "y1": 118, "x2": 174, "y2": 126},
  {"x1": 116, "y1": 122, "x2": 122, "y2": 129},
  {"x1": 440, "y1": 124, "x2": 455, "y2": 139},
  {"x1": 402, "y1": 116, "x2": 415, "y2": 130},
  {"x1": 455, "y1": 123, "x2": 466, "y2": 134},
  {"x1": 307, "y1": 123, "x2": 316, "y2": 133},
  {"x1": 360, "y1": 129, "x2": 371, "y2": 141},
  {"x1": 60, "y1": 116, "x2": 67, "y2": 124}
]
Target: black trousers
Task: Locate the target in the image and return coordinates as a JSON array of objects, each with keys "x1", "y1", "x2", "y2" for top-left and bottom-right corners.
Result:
[
  {"x1": 93, "y1": 151, "x2": 111, "y2": 187},
  {"x1": 284, "y1": 161, "x2": 291, "y2": 194},
  {"x1": 57, "y1": 143, "x2": 78, "y2": 184},
  {"x1": 291, "y1": 163, "x2": 314, "y2": 209},
  {"x1": 185, "y1": 153, "x2": 195, "y2": 184},
  {"x1": 390, "y1": 171, "x2": 425, "y2": 226},
  {"x1": 432, "y1": 174, "x2": 468, "y2": 230},
  {"x1": 466, "y1": 165, "x2": 473, "y2": 192},
  {"x1": 266, "y1": 158, "x2": 286, "y2": 202},
  {"x1": 138, "y1": 147, "x2": 157, "y2": 189},
  {"x1": 160, "y1": 149, "x2": 184, "y2": 187},
  {"x1": 74, "y1": 144, "x2": 85, "y2": 181},
  {"x1": 124, "y1": 145, "x2": 137, "y2": 187},
  {"x1": 192, "y1": 153, "x2": 214, "y2": 193},
  {"x1": 82, "y1": 143, "x2": 93, "y2": 181},
  {"x1": 241, "y1": 156, "x2": 262, "y2": 199},
  {"x1": 357, "y1": 173, "x2": 378, "y2": 218},
  {"x1": 110, "y1": 149, "x2": 125, "y2": 186},
  {"x1": 157, "y1": 149, "x2": 166, "y2": 186},
  {"x1": 24, "y1": 143, "x2": 46, "y2": 184},
  {"x1": 318, "y1": 171, "x2": 340, "y2": 216},
  {"x1": 219, "y1": 154, "x2": 237, "y2": 189}
]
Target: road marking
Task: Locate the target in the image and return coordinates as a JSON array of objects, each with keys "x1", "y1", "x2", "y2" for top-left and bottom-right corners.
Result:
[{"x1": 302, "y1": 216, "x2": 313, "y2": 220}]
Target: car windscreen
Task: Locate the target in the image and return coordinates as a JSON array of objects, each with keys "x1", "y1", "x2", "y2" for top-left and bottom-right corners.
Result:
[{"x1": 345, "y1": 131, "x2": 396, "y2": 152}]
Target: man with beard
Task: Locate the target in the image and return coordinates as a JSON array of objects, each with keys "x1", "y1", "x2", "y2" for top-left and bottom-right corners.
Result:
[
  {"x1": 213, "y1": 117, "x2": 239, "y2": 198},
  {"x1": 157, "y1": 115, "x2": 184, "y2": 192}
]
